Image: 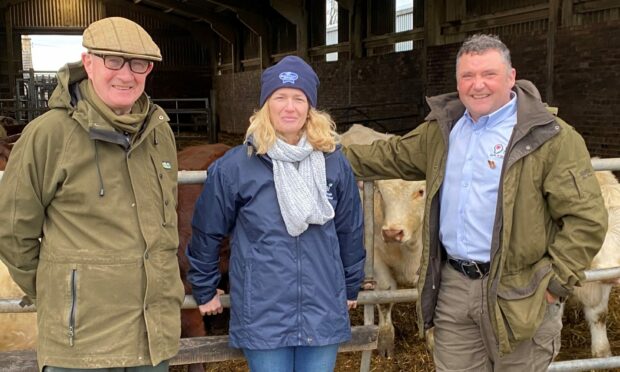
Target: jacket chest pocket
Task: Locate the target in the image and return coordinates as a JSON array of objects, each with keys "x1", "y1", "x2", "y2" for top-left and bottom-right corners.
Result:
[{"x1": 150, "y1": 153, "x2": 177, "y2": 227}]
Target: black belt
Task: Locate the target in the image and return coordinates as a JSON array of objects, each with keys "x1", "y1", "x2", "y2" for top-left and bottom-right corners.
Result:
[{"x1": 448, "y1": 257, "x2": 490, "y2": 279}]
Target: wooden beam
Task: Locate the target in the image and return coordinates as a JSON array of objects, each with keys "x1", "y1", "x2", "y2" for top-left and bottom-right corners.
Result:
[
  {"x1": 440, "y1": 4, "x2": 548, "y2": 36},
  {"x1": 140, "y1": 0, "x2": 237, "y2": 43},
  {"x1": 271, "y1": 0, "x2": 309, "y2": 58},
  {"x1": 105, "y1": 0, "x2": 216, "y2": 45},
  {"x1": 236, "y1": 10, "x2": 271, "y2": 68},
  {"x1": 561, "y1": 0, "x2": 575, "y2": 26},
  {"x1": 349, "y1": 0, "x2": 365, "y2": 59},
  {"x1": 547, "y1": 0, "x2": 559, "y2": 104},
  {"x1": 204, "y1": 0, "x2": 268, "y2": 13},
  {"x1": 0, "y1": 325, "x2": 378, "y2": 371},
  {"x1": 5, "y1": 5, "x2": 15, "y2": 99},
  {"x1": 574, "y1": 0, "x2": 620, "y2": 13}
]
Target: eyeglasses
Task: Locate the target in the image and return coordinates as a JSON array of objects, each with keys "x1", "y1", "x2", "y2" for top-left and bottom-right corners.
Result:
[{"x1": 92, "y1": 53, "x2": 152, "y2": 74}]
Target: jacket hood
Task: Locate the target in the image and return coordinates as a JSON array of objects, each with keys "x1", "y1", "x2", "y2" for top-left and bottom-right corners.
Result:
[{"x1": 48, "y1": 61, "x2": 88, "y2": 112}]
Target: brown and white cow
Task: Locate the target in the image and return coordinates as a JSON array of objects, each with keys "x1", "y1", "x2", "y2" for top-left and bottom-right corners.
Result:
[
  {"x1": 341, "y1": 124, "x2": 425, "y2": 357},
  {"x1": 176, "y1": 143, "x2": 231, "y2": 372}
]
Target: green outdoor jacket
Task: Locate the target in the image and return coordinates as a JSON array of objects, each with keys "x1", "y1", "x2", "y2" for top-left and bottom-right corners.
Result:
[
  {"x1": 0, "y1": 62, "x2": 184, "y2": 369},
  {"x1": 344, "y1": 80, "x2": 607, "y2": 354}
]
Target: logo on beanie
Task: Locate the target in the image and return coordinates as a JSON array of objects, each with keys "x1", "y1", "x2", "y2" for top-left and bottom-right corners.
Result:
[{"x1": 279, "y1": 72, "x2": 298, "y2": 84}]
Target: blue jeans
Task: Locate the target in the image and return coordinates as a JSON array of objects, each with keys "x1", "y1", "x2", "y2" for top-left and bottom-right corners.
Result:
[{"x1": 243, "y1": 344, "x2": 339, "y2": 372}]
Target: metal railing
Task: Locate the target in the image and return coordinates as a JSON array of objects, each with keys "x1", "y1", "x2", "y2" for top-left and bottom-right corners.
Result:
[{"x1": 151, "y1": 98, "x2": 216, "y2": 143}]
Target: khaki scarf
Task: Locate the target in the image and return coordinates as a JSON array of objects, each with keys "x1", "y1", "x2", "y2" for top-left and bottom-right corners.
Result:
[{"x1": 79, "y1": 79, "x2": 149, "y2": 134}]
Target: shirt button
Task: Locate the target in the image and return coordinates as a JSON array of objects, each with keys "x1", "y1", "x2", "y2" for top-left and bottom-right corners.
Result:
[
  {"x1": 159, "y1": 115, "x2": 164, "y2": 120},
  {"x1": 159, "y1": 173, "x2": 163, "y2": 179},
  {"x1": 144, "y1": 252, "x2": 149, "y2": 259},
  {"x1": 131, "y1": 203, "x2": 136, "y2": 208},
  {"x1": 164, "y1": 200, "x2": 169, "y2": 206},
  {"x1": 526, "y1": 145, "x2": 531, "y2": 150},
  {"x1": 307, "y1": 337, "x2": 313, "y2": 344},
  {"x1": 162, "y1": 222, "x2": 167, "y2": 227}
]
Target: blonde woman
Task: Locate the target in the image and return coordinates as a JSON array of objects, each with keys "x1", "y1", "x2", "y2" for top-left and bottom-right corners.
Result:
[{"x1": 187, "y1": 56, "x2": 366, "y2": 372}]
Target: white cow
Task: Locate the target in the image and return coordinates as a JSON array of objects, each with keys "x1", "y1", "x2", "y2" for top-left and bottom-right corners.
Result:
[
  {"x1": 569, "y1": 170, "x2": 620, "y2": 358},
  {"x1": 341, "y1": 124, "x2": 425, "y2": 357},
  {"x1": 0, "y1": 262, "x2": 37, "y2": 351}
]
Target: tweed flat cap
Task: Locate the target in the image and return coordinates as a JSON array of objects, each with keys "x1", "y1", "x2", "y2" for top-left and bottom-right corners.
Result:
[{"x1": 83, "y1": 17, "x2": 162, "y2": 61}]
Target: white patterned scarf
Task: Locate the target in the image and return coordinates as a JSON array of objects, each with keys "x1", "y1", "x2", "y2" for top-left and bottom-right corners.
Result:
[{"x1": 267, "y1": 135, "x2": 335, "y2": 236}]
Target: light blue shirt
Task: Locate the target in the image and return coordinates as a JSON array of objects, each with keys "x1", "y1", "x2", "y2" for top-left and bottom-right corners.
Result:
[{"x1": 440, "y1": 93, "x2": 517, "y2": 262}]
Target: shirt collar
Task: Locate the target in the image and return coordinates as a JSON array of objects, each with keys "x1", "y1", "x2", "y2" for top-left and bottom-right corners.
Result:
[{"x1": 464, "y1": 91, "x2": 517, "y2": 129}]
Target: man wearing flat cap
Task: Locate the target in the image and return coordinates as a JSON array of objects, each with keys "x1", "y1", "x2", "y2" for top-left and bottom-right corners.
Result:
[{"x1": 0, "y1": 17, "x2": 183, "y2": 371}]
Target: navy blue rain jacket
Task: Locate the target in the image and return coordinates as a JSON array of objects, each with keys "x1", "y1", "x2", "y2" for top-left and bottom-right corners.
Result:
[{"x1": 186, "y1": 142, "x2": 366, "y2": 349}]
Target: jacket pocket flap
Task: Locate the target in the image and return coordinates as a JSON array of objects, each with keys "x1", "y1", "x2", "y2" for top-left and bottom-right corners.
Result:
[{"x1": 498, "y1": 262, "x2": 552, "y2": 300}]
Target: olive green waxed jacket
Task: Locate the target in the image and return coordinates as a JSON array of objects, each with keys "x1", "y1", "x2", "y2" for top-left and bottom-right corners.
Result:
[
  {"x1": 0, "y1": 62, "x2": 183, "y2": 369},
  {"x1": 344, "y1": 80, "x2": 607, "y2": 354}
]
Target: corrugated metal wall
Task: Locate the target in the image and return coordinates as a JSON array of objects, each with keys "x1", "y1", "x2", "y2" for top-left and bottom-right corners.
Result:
[{"x1": 10, "y1": 0, "x2": 103, "y2": 30}]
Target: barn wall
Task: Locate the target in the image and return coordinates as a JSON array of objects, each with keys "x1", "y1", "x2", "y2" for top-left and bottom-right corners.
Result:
[
  {"x1": 554, "y1": 20, "x2": 620, "y2": 158},
  {"x1": 425, "y1": 21, "x2": 620, "y2": 158},
  {"x1": 213, "y1": 70, "x2": 262, "y2": 134},
  {"x1": 214, "y1": 51, "x2": 424, "y2": 135},
  {"x1": 105, "y1": 4, "x2": 212, "y2": 99}
]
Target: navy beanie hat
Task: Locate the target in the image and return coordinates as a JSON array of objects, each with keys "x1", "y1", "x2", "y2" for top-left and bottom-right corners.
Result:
[{"x1": 259, "y1": 55, "x2": 319, "y2": 107}]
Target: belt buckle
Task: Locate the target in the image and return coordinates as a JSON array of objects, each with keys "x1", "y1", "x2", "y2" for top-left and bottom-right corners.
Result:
[{"x1": 461, "y1": 260, "x2": 484, "y2": 279}]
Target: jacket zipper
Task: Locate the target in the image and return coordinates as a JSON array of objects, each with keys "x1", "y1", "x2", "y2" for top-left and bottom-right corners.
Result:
[
  {"x1": 68, "y1": 269, "x2": 77, "y2": 346},
  {"x1": 296, "y1": 236, "x2": 302, "y2": 343}
]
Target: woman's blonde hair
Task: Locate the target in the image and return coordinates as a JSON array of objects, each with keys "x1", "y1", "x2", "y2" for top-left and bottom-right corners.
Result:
[{"x1": 245, "y1": 102, "x2": 339, "y2": 154}]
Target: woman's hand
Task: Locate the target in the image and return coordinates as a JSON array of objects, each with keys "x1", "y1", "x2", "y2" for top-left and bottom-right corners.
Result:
[
  {"x1": 545, "y1": 290, "x2": 558, "y2": 304},
  {"x1": 347, "y1": 300, "x2": 358, "y2": 310},
  {"x1": 198, "y1": 288, "x2": 225, "y2": 316}
]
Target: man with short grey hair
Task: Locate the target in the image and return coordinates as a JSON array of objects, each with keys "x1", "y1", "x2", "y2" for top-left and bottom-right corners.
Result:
[
  {"x1": 0, "y1": 17, "x2": 183, "y2": 371},
  {"x1": 344, "y1": 34, "x2": 607, "y2": 371}
]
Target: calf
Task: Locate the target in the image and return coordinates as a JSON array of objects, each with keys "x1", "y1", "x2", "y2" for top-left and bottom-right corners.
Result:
[
  {"x1": 341, "y1": 124, "x2": 425, "y2": 357},
  {"x1": 176, "y1": 143, "x2": 231, "y2": 372},
  {"x1": 570, "y1": 170, "x2": 620, "y2": 358}
]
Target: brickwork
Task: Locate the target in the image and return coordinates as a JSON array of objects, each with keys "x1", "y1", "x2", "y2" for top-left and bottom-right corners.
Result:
[
  {"x1": 214, "y1": 70, "x2": 261, "y2": 134},
  {"x1": 214, "y1": 52, "x2": 424, "y2": 135},
  {"x1": 554, "y1": 21, "x2": 620, "y2": 158}
]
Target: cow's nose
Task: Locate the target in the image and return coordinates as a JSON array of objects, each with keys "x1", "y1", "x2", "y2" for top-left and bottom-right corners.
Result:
[{"x1": 382, "y1": 229, "x2": 404, "y2": 242}]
